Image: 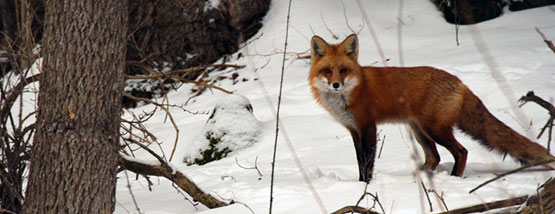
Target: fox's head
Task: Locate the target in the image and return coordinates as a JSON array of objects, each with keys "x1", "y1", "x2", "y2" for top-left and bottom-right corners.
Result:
[{"x1": 309, "y1": 34, "x2": 362, "y2": 94}]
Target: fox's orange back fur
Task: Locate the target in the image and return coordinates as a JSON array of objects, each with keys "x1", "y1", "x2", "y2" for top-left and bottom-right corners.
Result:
[{"x1": 309, "y1": 34, "x2": 555, "y2": 180}]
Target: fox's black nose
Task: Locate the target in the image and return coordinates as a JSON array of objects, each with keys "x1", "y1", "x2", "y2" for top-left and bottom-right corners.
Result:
[{"x1": 332, "y1": 82, "x2": 340, "y2": 89}]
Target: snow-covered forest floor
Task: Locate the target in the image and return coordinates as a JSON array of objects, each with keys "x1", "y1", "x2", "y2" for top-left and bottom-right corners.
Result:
[{"x1": 114, "y1": 1, "x2": 555, "y2": 213}]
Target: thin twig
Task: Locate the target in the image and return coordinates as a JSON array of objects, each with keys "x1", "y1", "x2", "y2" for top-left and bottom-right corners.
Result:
[
  {"x1": 355, "y1": 0, "x2": 388, "y2": 66},
  {"x1": 234, "y1": 201, "x2": 255, "y2": 214},
  {"x1": 235, "y1": 157, "x2": 263, "y2": 179},
  {"x1": 469, "y1": 159, "x2": 555, "y2": 193},
  {"x1": 430, "y1": 189, "x2": 449, "y2": 212},
  {"x1": 421, "y1": 181, "x2": 433, "y2": 212},
  {"x1": 123, "y1": 93, "x2": 180, "y2": 161},
  {"x1": 537, "y1": 183, "x2": 545, "y2": 214},
  {"x1": 377, "y1": 135, "x2": 386, "y2": 159},
  {"x1": 320, "y1": 11, "x2": 338, "y2": 40},
  {"x1": 354, "y1": 183, "x2": 386, "y2": 214},
  {"x1": 124, "y1": 170, "x2": 143, "y2": 214},
  {"x1": 0, "y1": 73, "x2": 40, "y2": 123},
  {"x1": 340, "y1": 0, "x2": 357, "y2": 35}
]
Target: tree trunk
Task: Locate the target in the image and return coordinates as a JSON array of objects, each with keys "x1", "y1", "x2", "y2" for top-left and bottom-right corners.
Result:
[{"x1": 21, "y1": 0, "x2": 127, "y2": 213}]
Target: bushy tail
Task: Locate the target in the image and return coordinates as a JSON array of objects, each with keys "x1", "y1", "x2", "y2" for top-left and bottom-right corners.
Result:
[{"x1": 457, "y1": 90, "x2": 555, "y2": 168}]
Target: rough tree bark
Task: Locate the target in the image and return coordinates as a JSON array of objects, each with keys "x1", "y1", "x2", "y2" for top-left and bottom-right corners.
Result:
[{"x1": 21, "y1": 0, "x2": 127, "y2": 213}]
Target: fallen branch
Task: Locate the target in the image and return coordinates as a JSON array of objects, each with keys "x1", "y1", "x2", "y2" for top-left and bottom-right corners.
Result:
[
  {"x1": 118, "y1": 155, "x2": 229, "y2": 209},
  {"x1": 330, "y1": 205, "x2": 380, "y2": 214},
  {"x1": 469, "y1": 159, "x2": 555, "y2": 194},
  {"x1": 519, "y1": 177, "x2": 555, "y2": 214},
  {"x1": 437, "y1": 196, "x2": 527, "y2": 214}
]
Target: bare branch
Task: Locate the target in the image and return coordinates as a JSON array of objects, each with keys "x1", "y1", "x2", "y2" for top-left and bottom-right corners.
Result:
[
  {"x1": 125, "y1": 64, "x2": 245, "y2": 80},
  {"x1": 519, "y1": 91, "x2": 555, "y2": 151},
  {"x1": 421, "y1": 181, "x2": 433, "y2": 212},
  {"x1": 123, "y1": 93, "x2": 181, "y2": 161},
  {"x1": 123, "y1": 170, "x2": 143, "y2": 214},
  {"x1": 0, "y1": 73, "x2": 40, "y2": 123}
]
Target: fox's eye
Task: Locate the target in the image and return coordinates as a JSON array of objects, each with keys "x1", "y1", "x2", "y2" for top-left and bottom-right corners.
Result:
[
  {"x1": 340, "y1": 68, "x2": 349, "y2": 74},
  {"x1": 321, "y1": 69, "x2": 331, "y2": 74}
]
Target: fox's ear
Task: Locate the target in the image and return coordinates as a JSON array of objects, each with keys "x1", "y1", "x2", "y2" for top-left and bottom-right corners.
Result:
[
  {"x1": 311, "y1": 35, "x2": 328, "y2": 63},
  {"x1": 340, "y1": 34, "x2": 358, "y2": 60}
]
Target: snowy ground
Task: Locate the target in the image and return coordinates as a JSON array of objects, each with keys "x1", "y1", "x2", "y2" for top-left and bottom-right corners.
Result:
[{"x1": 115, "y1": 1, "x2": 555, "y2": 213}]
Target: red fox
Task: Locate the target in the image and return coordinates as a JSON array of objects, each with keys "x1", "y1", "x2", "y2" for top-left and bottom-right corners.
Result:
[{"x1": 309, "y1": 34, "x2": 555, "y2": 182}]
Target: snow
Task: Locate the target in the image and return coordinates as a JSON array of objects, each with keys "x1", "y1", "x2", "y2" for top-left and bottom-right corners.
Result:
[
  {"x1": 115, "y1": 1, "x2": 555, "y2": 213},
  {"x1": 204, "y1": 0, "x2": 220, "y2": 12},
  {"x1": 183, "y1": 94, "x2": 262, "y2": 165}
]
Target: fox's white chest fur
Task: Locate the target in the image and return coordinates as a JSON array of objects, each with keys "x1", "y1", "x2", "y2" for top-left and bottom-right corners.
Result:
[
  {"x1": 312, "y1": 76, "x2": 359, "y2": 128},
  {"x1": 318, "y1": 90, "x2": 356, "y2": 128}
]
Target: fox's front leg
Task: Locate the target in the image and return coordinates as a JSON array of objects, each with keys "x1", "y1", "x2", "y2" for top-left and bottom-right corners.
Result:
[
  {"x1": 360, "y1": 124, "x2": 377, "y2": 182},
  {"x1": 348, "y1": 128, "x2": 365, "y2": 181},
  {"x1": 349, "y1": 124, "x2": 377, "y2": 183}
]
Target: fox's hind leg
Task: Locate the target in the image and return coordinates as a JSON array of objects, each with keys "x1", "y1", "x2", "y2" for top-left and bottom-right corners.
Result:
[
  {"x1": 410, "y1": 122, "x2": 440, "y2": 171},
  {"x1": 426, "y1": 126, "x2": 468, "y2": 176}
]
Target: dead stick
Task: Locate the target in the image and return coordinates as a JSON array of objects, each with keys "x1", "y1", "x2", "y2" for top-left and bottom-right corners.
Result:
[
  {"x1": 378, "y1": 135, "x2": 386, "y2": 159},
  {"x1": 431, "y1": 190, "x2": 449, "y2": 212},
  {"x1": 421, "y1": 181, "x2": 433, "y2": 212},
  {"x1": 469, "y1": 159, "x2": 555, "y2": 194},
  {"x1": 330, "y1": 205, "x2": 380, "y2": 214},
  {"x1": 436, "y1": 195, "x2": 528, "y2": 214},
  {"x1": 536, "y1": 28, "x2": 555, "y2": 54}
]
